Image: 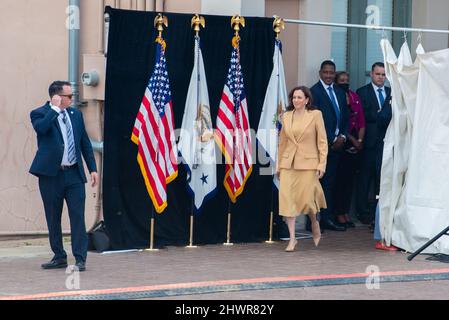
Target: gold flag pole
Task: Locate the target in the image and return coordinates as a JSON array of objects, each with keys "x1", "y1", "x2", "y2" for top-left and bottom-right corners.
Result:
[
  {"x1": 273, "y1": 15, "x2": 285, "y2": 40},
  {"x1": 265, "y1": 16, "x2": 285, "y2": 244},
  {"x1": 265, "y1": 191, "x2": 275, "y2": 244},
  {"x1": 145, "y1": 207, "x2": 159, "y2": 251},
  {"x1": 154, "y1": 13, "x2": 168, "y2": 39},
  {"x1": 223, "y1": 200, "x2": 233, "y2": 246},
  {"x1": 145, "y1": 13, "x2": 168, "y2": 253},
  {"x1": 185, "y1": 14, "x2": 205, "y2": 249},
  {"x1": 223, "y1": 15, "x2": 245, "y2": 247}
]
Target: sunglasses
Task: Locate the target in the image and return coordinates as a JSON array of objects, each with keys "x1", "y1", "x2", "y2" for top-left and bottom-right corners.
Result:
[{"x1": 60, "y1": 94, "x2": 73, "y2": 99}]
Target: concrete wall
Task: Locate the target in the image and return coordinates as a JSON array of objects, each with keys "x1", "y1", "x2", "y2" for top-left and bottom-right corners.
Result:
[
  {"x1": 297, "y1": 0, "x2": 333, "y2": 87},
  {"x1": 266, "y1": 0, "x2": 300, "y2": 91},
  {"x1": 0, "y1": 0, "x2": 71, "y2": 234}
]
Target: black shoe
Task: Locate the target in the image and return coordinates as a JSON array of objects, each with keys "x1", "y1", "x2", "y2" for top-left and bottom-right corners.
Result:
[
  {"x1": 41, "y1": 259, "x2": 68, "y2": 269},
  {"x1": 75, "y1": 261, "x2": 86, "y2": 272},
  {"x1": 345, "y1": 221, "x2": 356, "y2": 228},
  {"x1": 358, "y1": 215, "x2": 371, "y2": 225},
  {"x1": 321, "y1": 219, "x2": 346, "y2": 231}
]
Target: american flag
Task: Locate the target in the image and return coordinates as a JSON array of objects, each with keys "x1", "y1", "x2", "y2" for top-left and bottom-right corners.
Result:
[
  {"x1": 215, "y1": 36, "x2": 253, "y2": 203},
  {"x1": 131, "y1": 38, "x2": 178, "y2": 213}
]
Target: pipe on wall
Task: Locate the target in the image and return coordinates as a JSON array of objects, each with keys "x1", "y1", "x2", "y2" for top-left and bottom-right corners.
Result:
[{"x1": 69, "y1": 0, "x2": 80, "y2": 108}]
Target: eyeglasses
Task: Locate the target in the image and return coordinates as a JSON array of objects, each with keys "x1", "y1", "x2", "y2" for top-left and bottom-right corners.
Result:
[{"x1": 60, "y1": 94, "x2": 73, "y2": 99}]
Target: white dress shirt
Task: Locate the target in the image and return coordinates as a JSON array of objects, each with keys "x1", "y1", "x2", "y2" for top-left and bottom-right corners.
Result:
[
  {"x1": 320, "y1": 79, "x2": 344, "y2": 139},
  {"x1": 50, "y1": 103, "x2": 76, "y2": 166},
  {"x1": 371, "y1": 82, "x2": 386, "y2": 111}
]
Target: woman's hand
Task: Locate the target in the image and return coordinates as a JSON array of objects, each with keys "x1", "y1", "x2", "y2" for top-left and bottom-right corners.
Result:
[{"x1": 316, "y1": 169, "x2": 324, "y2": 179}]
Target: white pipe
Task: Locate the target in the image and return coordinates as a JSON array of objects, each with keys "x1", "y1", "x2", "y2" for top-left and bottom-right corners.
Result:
[{"x1": 284, "y1": 18, "x2": 449, "y2": 34}]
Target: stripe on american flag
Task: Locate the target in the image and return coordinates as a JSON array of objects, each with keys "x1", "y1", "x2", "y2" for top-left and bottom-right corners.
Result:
[
  {"x1": 215, "y1": 42, "x2": 252, "y2": 203},
  {"x1": 131, "y1": 39, "x2": 178, "y2": 213}
]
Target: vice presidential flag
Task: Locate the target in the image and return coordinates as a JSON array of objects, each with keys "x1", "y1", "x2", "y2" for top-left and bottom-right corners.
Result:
[
  {"x1": 256, "y1": 39, "x2": 287, "y2": 189},
  {"x1": 131, "y1": 37, "x2": 178, "y2": 213},
  {"x1": 178, "y1": 35, "x2": 217, "y2": 212},
  {"x1": 215, "y1": 35, "x2": 252, "y2": 203}
]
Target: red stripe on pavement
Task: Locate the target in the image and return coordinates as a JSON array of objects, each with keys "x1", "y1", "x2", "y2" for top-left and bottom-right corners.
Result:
[{"x1": 3, "y1": 268, "x2": 449, "y2": 300}]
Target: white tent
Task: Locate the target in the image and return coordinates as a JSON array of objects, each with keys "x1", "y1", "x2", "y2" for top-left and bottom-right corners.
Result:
[{"x1": 380, "y1": 39, "x2": 449, "y2": 254}]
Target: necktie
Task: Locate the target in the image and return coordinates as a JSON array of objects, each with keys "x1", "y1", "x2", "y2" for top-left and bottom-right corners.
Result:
[
  {"x1": 327, "y1": 86, "x2": 340, "y2": 129},
  {"x1": 377, "y1": 88, "x2": 385, "y2": 111},
  {"x1": 62, "y1": 111, "x2": 76, "y2": 163}
]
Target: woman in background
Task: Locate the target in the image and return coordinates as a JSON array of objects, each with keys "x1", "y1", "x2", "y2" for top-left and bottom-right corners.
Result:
[{"x1": 334, "y1": 71, "x2": 366, "y2": 228}]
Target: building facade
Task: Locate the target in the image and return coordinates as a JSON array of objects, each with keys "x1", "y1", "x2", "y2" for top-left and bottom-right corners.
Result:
[{"x1": 0, "y1": 0, "x2": 448, "y2": 234}]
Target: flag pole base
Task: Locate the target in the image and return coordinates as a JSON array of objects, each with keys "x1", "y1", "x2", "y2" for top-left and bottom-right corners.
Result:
[
  {"x1": 144, "y1": 248, "x2": 160, "y2": 252},
  {"x1": 223, "y1": 242, "x2": 234, "y2": 246},
  {"x1": 265, "y1": 240, "x2": 275, "y2": 244},
  {"x1": 185, "y1": 245, "x2": 198, "y2": 248}
]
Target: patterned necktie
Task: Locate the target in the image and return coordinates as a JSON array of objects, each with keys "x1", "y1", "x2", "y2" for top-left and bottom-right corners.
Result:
[
  {"x1": 327, "y1": 86, "x2": 340, "y2": 129},
  {"x1": 377, "y1": 88, "x2": 385, "y2": 111},
  {"x1": 61, "y1": 111, "x2": 76, "y2": 163}
]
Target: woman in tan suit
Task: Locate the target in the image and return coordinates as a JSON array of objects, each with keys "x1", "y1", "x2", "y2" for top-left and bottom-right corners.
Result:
[{"x1": 277, "y1": 86, "x2": 328, "y2": 252}]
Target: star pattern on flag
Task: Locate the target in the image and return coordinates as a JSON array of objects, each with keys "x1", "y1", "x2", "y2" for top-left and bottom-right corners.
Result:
[
  {"x1": 147, "y1": 54, "x2": 172, "y2": 116},
  {"x1": 226, "y1": 48, "x2": 245, "y2": 112},
  {"x1": 200, "y1": 173, "x2": 208, "y2": 185}
]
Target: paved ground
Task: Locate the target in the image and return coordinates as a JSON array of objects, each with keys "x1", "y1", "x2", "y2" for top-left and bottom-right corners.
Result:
[{"x1": 1, "y1": 225, "x2": 449, "y2": 300}]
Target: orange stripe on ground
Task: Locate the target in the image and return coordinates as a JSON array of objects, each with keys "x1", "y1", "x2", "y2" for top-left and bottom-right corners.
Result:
[{"x1": 2, "y1": 268, "x2": 449, "y2": 300}]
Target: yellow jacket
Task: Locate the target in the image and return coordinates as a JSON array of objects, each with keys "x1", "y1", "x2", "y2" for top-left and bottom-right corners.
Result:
[{"x1": 277, "y1": 109, "x2": 328, "y2": 172}]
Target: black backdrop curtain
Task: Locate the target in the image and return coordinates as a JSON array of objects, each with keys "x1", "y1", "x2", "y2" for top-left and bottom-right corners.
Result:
[{"x1": 103, "y1": 7, "x2": 282, "y2": 249}]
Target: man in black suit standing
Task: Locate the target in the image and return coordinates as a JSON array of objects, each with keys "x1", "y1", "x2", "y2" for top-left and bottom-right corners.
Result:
[
  {"x1": 30, "y1": 81, "x2": 98, "y2": 271},
  {"x1": 355, "y1": 62, "x2": 392, "y2": 226},
  {"x1": 311, "y1": 60, "x2": 349, "y2": 231}
]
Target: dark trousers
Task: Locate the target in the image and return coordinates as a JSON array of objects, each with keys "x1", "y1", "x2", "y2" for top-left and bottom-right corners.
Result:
[
  {"x1": 355, "y1": 148, "x2": 379, "y2": 223},
  {"x1": 319, "y1": 150, "x2": 341, "y2": 222},
  {"x1": 38, "y1": 165, "x2": 87, "y2": 262},
  {"x1": 334, "y1": 150, "x2": 360, "y2": 216}
]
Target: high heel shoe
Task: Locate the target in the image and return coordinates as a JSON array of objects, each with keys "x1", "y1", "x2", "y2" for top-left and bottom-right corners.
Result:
[
  {"x1": 312, "y1": 221, "x2": 321, "y2": 247},
  {"x1": 285, "y1": 239, "x2": 298, "y2": 252}
]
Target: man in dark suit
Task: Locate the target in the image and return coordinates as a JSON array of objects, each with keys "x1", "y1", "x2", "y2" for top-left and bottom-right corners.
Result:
[
  {"x1": 355, "y1": 62, "x2": 392, "y2": 226},
  {"x1": 311, "y1": 60, "x2": 349, "y2": 231},
  {"x1": 30, "y1": 81, "x2": 98, "y2": 271}
]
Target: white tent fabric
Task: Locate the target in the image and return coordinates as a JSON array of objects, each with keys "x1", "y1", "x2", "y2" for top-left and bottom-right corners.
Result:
[
  {"x1": 379, "y1": 40, "x2": 422, "y2": 247},
  {"x1": 380, "y1": 39, "x2": 449, "y2": 254}
]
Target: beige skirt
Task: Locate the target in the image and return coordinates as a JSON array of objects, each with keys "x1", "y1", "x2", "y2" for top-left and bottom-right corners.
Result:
[{"x1": 279, "y1": 168, "x2": 327, "y2": 217}]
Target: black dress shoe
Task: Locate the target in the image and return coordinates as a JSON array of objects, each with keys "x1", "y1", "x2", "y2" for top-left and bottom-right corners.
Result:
[
  {"x1": 321, "y1": 219, "x2": 346, "y2": 231},
  {"x1": 41, "y1": 259, "x2": 68, "y2": 269},
  {"x1": 345, "y1": 221, "x2": 356, "y2": 228},
  {"x1": 358, "y1": 215, "x2": 371, "y2": 225},
  {"x1": 75, "y1": 261, "x2": 86, "y2": 272}
]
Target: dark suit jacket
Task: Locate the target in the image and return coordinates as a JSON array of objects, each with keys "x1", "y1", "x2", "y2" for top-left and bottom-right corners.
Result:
[
  {"x1": 29, "y1": 102, "x2": 97, "y2": 182},
  {"x1": 310, "y1": 81, "x2": 349, "y2": 146},
  {"x1": 356, "y1": 84, "x2": 392, "y2": 150}
]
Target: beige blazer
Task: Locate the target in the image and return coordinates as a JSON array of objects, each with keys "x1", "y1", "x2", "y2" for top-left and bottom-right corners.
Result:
[{"x1": 277, "y1": 109, "x2": 328, "y2": 172}]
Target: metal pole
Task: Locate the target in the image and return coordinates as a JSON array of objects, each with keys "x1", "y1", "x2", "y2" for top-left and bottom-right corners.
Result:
[
  {"x1": 69, "y1": 0, "x2": 80, "y2": 108},
  {"x1": 145, "y1": 207, "x2": 159, "y2": 251},
  {"x1": 407, "y1": 225, "x2": 449, "y2": 261},
  {"x1": 223, "y1": 200, "x2": 233, "y2": 246},
  {"x1": 284, "y1": 18, "x2": 449, "y2": 34},
  {"x1": 186, "y1": 199, "x2": 198, "y2": 248}
]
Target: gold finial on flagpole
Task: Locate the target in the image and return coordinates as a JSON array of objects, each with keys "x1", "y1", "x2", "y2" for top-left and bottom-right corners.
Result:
[
  {"x1": 191, "y1": 14, "x2": 205, "y2": 35},
  {"x1": 273, "y1": 15, "x2": 285, "y2": 39},
  {"x1": 154, "y1": 13, "x2": 168, "y2": 38},
  {"x1": 231, "y1": 15, "x2": 245, "y2": 36}
]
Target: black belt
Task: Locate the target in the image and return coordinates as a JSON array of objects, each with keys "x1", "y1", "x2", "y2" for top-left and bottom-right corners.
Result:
[{"x1": 60, "y1": 163, "x2": 77, "y2": 170}]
